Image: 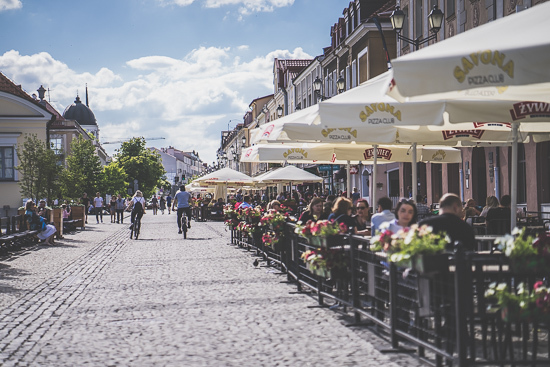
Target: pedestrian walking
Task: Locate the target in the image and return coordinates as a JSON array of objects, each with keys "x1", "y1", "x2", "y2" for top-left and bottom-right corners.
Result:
[
  {"x1": 151, "y1": 196, "x2": 158, "y2": 215},
  {"x1": 80, "y1": 192, "x2": 90, "y2": 224},
  {"x1": 115, "y1": 194, "x2": 126, "y2": 223},
  {"x1": 160, "y1": 196, "x2": 166, "y2": 214},
  {"x1": 109, "y1": 195, "x2": 117, "y2": 223},
  {"x1": 166, "y1": 194, "x2": 172, "y2": 214},
  {"x1": 94, "y1": 192, "x2": 104, "y2": 224}
]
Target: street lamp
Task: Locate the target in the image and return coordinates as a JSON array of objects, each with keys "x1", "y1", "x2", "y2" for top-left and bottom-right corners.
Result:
[
  {"x1": 241, "y1": 135, "x2": 247, "y2": 146},
  {"x1": 276, "y1": 105, "x2": 283, "y2": 118},
  {"x1": 336, "y1": 77, "x2": 345, "y2": 93},
  {"x1": 314, "y1": 75, "x2": 346, "y2": 102},
  {"x1": 313, "y1": 76, "x2": 324, "y2": 101},
  {"x1": 391, "y1": 5, "x2": 444, "y2": 50}
]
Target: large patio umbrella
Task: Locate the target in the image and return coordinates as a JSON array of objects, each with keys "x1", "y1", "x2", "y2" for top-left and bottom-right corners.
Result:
[
  {"x1": 241, "y1": 143, "x2": 462, "y2": 165},
  {"x1": 255, "y1": 165, "x2": 324, "y2": 184},
  {"x1": 193, "y1": 168, "x2": 255, "y2": 186},
  {"x1": 243, "y1": 143, "x2": 461, "y2": 209},
  {"x1": 250, "y1": 71, "x2": 445, "y2": 144},
  {"x1": 388, "y1": 3, "x2": 550, "y2": 230},
  {"x1": 390, "y1": 2, "x2": 550, "y2": 98},
  {"x1": 193, "y1": 168, "x2": 255, "y2": 201}
]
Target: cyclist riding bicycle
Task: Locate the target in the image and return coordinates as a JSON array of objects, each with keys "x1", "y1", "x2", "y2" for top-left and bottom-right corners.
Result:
[
  {"x1": 127, "y1": 190, "x2": 146, "y2": 230},
  {"x1": 172, "y1": 185, "x2": 192, "y2": 234}
]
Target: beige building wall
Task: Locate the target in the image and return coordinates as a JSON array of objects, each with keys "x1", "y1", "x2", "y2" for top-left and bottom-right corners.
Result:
[{"x1": 0, "y1": 92, "x2": 52, "y2": 214}]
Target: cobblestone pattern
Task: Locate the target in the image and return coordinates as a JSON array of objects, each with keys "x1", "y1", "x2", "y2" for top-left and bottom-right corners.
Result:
[{"x1": 0, "y1": 214, "x2": 424, "y2": 366}]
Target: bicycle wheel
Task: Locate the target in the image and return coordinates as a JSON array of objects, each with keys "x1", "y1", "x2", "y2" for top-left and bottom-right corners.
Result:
[
  {"x1": 182, "y1": 216, "x2": 187, "y2": 239},
  {"x1": 135, "y1": 219, "x2": 140, "y2": 240}
]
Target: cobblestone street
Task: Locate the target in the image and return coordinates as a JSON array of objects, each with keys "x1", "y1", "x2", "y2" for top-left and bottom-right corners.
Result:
[{"x1": 0, "y1": 213, "x2": 422, "y2": 366}]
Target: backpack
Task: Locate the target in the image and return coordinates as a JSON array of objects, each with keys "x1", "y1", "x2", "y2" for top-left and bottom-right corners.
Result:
[{"x1": 134, "y1": 200, "x2": 143, "y2": 212}]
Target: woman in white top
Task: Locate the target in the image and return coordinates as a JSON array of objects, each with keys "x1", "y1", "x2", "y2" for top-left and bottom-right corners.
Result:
[
  {"x1": 127, "y1": 190, "x2": 146, "y2": 230},
  {"x1": 382, "y1": 199, "x2": 418, "y2": 233},
  {"x1": 93, "y1": 192, "x2": 104, "y2": 224}
]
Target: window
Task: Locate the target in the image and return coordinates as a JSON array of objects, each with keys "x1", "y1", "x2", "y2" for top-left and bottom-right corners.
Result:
[
  {"x1": 50, "y1": 135, "x2": 64, "y2": 160},
  {"x1": 0, "y1": 147, "x2": 14, "y2": 180},
  {"x1": 447, "y1": 0, "x2": 455, "y2": 17},
  {"x1": 402, "y1": 6, "x2": 410, "y2": 40},
  {"x1": 415, "y1": 0, "x2": 423, "y2": 40}
]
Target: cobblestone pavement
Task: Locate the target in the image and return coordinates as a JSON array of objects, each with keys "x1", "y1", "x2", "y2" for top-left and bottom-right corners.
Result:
[{"x1": 0, "y1": 213, "x2": 424, "y2": 366}]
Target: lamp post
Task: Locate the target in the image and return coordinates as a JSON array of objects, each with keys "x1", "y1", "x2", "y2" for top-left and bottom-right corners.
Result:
[
  {"x1": 390, "y1": 5, "x2": 444, "y2": 50},
  {"x1": 313, "y1": 76, "x2": 346, "y2": 102},
  {"x1": 276, "y1": 105, "x2": 283, "y2": 118}
]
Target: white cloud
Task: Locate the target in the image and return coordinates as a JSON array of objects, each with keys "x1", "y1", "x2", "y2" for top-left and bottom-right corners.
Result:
[
  {"x1": 0, "y1": 46, "x2": 311, "y2": 163},
  {"x1": 157, "y1": 0, "x2": 294, "y2": 16},
  {"x1": 0, "y1": 0, "x2": 22, "y2": 12}
]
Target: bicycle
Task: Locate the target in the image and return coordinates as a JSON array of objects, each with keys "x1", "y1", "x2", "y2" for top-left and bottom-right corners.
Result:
[
  {"x1": 131, "y1": 216, "x2": 141, "y2": 240},
  {"x1": 181, "y1": 214, "x2": 188, "y2": 239}
]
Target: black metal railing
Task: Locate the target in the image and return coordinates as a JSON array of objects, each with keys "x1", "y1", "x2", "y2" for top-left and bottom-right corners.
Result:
[{"x1": 228, "y1": 222, "x2": 550, "y2": 366}]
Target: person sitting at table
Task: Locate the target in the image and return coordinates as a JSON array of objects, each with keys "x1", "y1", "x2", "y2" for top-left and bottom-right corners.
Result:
[
  {"x1": 328, "y1": 197, "x2": 355, "y2": 234},
  {"x1": 463, "y1": 198, "x2": 481, "y2": 219},
  {"x1": 266, "y1": 200, "x2": 281, "y2": 212},
  {"x1": 382, "y1": 198, "x2": 418, "y2": 233},
  {"x1": 480, "y1": 196, "x2": 499, "y2": 218},
  {"x1": 415, "y1": 194, "x2": 431, "y2": 218},
  {"x1": 299, "y1": 197, "x2": 324, "y2": 223},
  {"x1": 485, "y1": 195, "x2": 512, "y2": 235},
  {"x1": 371, "y1": 197, "x2": 395, "y2": 234},
  {"x1": 62, "y1": 204, "x2": 71, "y2": 220},
  {"x1": 354, "y1": 198, "x2": 371, "y2": 236},
  {"x1": 419, "y1": 193, "x2": 476, "y2": 251},
  {"x1": 25, "y1": 200, "x2": 57, "y2": 245}
]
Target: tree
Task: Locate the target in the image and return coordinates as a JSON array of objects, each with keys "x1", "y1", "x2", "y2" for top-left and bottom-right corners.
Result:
[
  {"x1": 16, "y1": 134, "x2": 61, "y2": 203},
  {"x1": 99, "y1": 162, "x2": 127, "y2": 196},
  {"x1": 114, "y1": 137, "x2": 165, "y2": 197},
  {"x1": 60, "y1": 135, "x2": 103, "y2": 199}
]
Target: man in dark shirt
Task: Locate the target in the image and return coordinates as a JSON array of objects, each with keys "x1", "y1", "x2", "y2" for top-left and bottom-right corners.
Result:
[
  {"x1": 81, "y1": 192, "x2": 90, "y2": 224},
  {"x1": 419, "y1": 193, "x2": 476, "y2": 251}
]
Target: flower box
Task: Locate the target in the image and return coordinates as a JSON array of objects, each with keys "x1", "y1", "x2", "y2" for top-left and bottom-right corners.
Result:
[
  {"x1": 71, "y1": 205, "x2": 86, "y2": 228},
  {"x1": 307, "y1": 264, "x2": 331, "y2": 278},
  {"x1": 308, "y1": 235, "x2": 345, "y2": 249},
  {"x1": 409, "y1": 253, "x2": 449, "y2": 275},
  {"x1": 509, "y1": 257, "x2": 548, "y2": 274},
  {"x1": 52, "y1": 207, "x2": 63, "y2": 237}
]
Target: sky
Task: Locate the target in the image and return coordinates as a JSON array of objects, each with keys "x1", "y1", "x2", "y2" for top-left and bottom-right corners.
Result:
[{"x1": 0, "y1": 0, "x2": 351, "y2": 165}]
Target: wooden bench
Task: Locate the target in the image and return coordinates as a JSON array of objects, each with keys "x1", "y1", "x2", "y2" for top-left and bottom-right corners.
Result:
[
  {"x1": 0, "y1": 216, "x2": 15, "y2": 256},
  {"x1": 63, "y1": 218, "x2": 79, "y2": 233},
  {"x1": 11, "y1": 214, "x2": 39, "y2": 247}
]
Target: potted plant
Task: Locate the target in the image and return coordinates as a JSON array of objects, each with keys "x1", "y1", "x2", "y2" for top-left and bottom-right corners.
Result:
[
  {"x1": 295, "y1": 219, "x2": 347, "y2": 248},
  {"x1": 495, "y1": 228, "x2": 550, "y2": 273},
  {"x1": 371, "y1": 224, "x2": 450, "y2": 275},
  {"x1": 485, "y1": 281, "x2": 550, "y2": 323},
  {"x1": 301, "y1": 247, "x2": 347, "y2": 279}
]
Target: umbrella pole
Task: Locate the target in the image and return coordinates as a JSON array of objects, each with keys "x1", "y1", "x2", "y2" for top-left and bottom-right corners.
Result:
[
  {"x1": 372, "y1": 145, "x2": 378, "y2": 214},
  {"x1": 347, "y1": 161, "x2": 351, "y2": 199},
  {"x1": 412, "y1": 143, "x2": 417, "y2": 201},
  {"x1": 510, "y1": 124, "x2": 518, "y2": 231}
]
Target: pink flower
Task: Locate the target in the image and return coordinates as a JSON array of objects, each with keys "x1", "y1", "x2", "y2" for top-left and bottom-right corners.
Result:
[
  {"x1": 534, "y1": 281, "x2": 544, "y2": 290},
  {"x1": 339, "y1": 222, "x2": 348, "y2": 233}
]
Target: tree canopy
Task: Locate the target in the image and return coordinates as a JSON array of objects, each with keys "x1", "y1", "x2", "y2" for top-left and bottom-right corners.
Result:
[
  {"x1": 60, "y1": 135, "x2": 103, "y2": 199},
  {"x1": 16, "y1": 134, "x2": 61, "y2": 202},
  {"x1": 114, "y1": 137, "x2": 165, "y2": 198}
]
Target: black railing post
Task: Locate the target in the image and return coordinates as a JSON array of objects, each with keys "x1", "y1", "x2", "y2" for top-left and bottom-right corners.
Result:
[
  {"x1": 454, "y1": 241, "x2": 468, "y2": 367},
  {"x1": 349, "y1": 238, "x2": 361, "y2": 324},
  {"x1": 389, "y1": 261, "x2": 400, "y2": 349}
]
